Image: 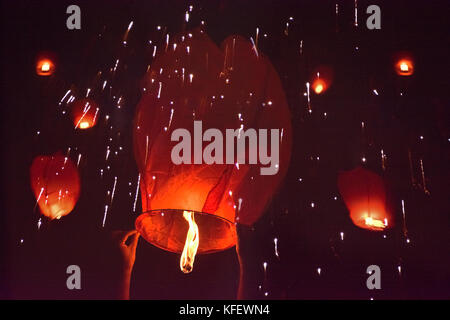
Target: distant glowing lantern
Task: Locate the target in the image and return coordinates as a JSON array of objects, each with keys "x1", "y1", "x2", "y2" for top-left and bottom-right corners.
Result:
[
  {"x1": 36, "y1": 58, "x2": 55, "y2": 76},
  {"x1": 312, "y1": 78, "x2": 327, "y2": 94},
  {"x1": 337, "y1": 167, "x2": 393, "y2": 231},
  {"x1": 134, "y1": 29, "x2": 292, "y2": 273},
  {"x1": 394, "y1": 52, "x2": 414, "y2": 76},
  {"x1": 395, "y1": 58, "x2": 414, "y2": 76},
  {"x1": 30, "y1": 153, "x2": 80, "y2": 220},
  {"x1": 72, "y1": 98, "x2": 100, "y2": 130},
  {"x1": 310, "y1": 65, "x2": 333, "y2": 95}
]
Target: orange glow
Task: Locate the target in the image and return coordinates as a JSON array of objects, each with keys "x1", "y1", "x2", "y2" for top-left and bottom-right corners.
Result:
[
  {"x1": 395, "y1": 58, "x2": 414, "y2": 76},
  {"x1": 36, "y1": 59, "x2": 55, "y2": 76},
  {"x1": 312, "y1": 78, "x2": 327, "y2": 94},
  {"x1": 364, "y1": 215, "x2": 387, "y2": 229},
  {"x1": 72, "y1": 99, "x2": 99, "y2": 129},
  {"x1": 30, "y1": 153, "x2": 80, "y2": 220},
  {"x1": 338, "y1": 167, "x2": 392, "y2": 231},
  {"x1": 180, "y1": 211, "x2": 200, "y2": 273},
  {"x1": 79, "y1": 121, "x2": 90, "y2": 129},
  {"x1": 134, "y1": 29, "x2": 292, "y2": 270}
]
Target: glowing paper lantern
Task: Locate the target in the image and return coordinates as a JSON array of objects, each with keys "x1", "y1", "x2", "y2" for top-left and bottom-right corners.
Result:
[
  {"x1": 395, "y1": 58, "x2": 414, "y2": 76},
  {"x1": 134, "y1": 29, "x2": 292, "y2": 272},
  {"x1": 72, "y1": 98, "x2": 100, "y2": 129},
  {"x1": 337, "y1": 167, "x2": 392, "y2": 231},
  {"x1": 36, "y1": 58, "x2": 55, "y2": 76},
  {"x1": 30, "y1": 153, "x2": 80, "y2": 220},
  {"x1": 310, "y1": 65, "x2": 333, "y2": 95},
  {"x1": 312, "y1": 78, "x2": 327, "y2": 94}
]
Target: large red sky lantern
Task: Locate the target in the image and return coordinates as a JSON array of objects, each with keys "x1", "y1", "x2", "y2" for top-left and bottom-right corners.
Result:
[
  {"x1": 337, "y1": 167, "x2": 393, "y2": 231},
  {"x1": 30, "y1": 153, "x2": 80, "y2": 220},
  {"x1": 72, "y1": 98, "x2": 100, "y2": 130},
  {"x1": 134, "y1": 29, "x2": 292, "y2": 272}
]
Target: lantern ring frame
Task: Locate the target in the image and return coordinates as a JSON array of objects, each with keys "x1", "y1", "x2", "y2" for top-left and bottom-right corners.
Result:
[{"x1": 135, "y1": 209, "x2": 237, "y2": 255}]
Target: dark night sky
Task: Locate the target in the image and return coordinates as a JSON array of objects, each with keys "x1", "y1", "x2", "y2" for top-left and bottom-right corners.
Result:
[{"x1": 1, "y1": 0, "x2": 449, "y2": 299}]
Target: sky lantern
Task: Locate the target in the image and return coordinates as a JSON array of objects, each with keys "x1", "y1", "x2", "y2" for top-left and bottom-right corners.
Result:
[
  {"x1": 395, "y1": 58, "x2": 414, "y2": 76},
  {"x1": 312, "y1": 78, "x2": 327, "y2": 94},
  {"x1": 134, "y1": 29, "x2": 292, "y2": 273},
  {"x1": 72, "y1": 98, "x2": 100, "y2": 129},
  {"x1": 36, "y1": 58, "x2": 55, "y2": 76},
  {"x1": 394, "y1": 52, "x2": 414, "y2": 76},
  {"x1": 337, "y1": 167, "x2": 393, "y2": 231},
  {"x1": 30, "y1": 153, "x2": 80, "y2": 220},
  {"x1": 310, "y1": 65, "x2": 333, "y2": 95}
]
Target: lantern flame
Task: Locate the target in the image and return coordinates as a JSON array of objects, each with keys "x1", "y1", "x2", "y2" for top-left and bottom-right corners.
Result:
[
  {"x1": 180, "y1": 211, "x2": 200, "y2": 273},
  {"x1": 364, "y1": 214, "x2": 388, "y2": 229}
]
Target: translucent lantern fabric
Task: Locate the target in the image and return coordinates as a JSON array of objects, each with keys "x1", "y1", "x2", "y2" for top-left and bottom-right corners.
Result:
[
  {"x1": 30, "y1": 153, "x2": 80, "y2": 220},
  {"x1": 134, "y1": 29, "x2": 292, "y2": 253},
  {"x1": 337, "y1": 167, "x2": 392, "y2": 231}
]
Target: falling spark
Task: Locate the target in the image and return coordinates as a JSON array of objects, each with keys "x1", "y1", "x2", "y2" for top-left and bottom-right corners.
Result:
[
  {"x1": 419, "y1": 159, "x2": 430, "y2": 194},
  {"x1": 105, "y1": 146, "x2": 110, "y2": 161},
  {"x1": 37, "y1": 218, "x2": 42, "y2": 230},
  {"x1": 299, "y1": 40, "x2": 303, "y2": 55},
  {"x1": 381, "y1": 149, "x2": 386, "y2": 170},
  {"x1": 165, "y1": 34, "x2": 170, "y2": 52},
  {"x1": 133, "y1": 174, "x2": 141, "y2": 212},
  {"x1": 401, "y1": 199, "x2": 409, "y2": 238},
  {"x1": 340, "y1": 232, "x2": 344, "y2": 241},
  {"x1": 110, "y1": 176, "x2": 118, "y2": 205},
  {"x1": 373, "y1": 89, "x2": 379, "y2": 95},
  {"x1": 273, "y1": 238, "x2": 280, "y2": 258},
  {"x1": 354, "y1": 0, "x2": 358, "y2": 27},
  {"x1": 77, "y1": 153, "x2": 82, "y2": 167},
  {"x1": 250, "y1": 37, "x2": 259, "y2": 57},
  {"x1": 59, "y1": 90, "x2": 71, "y2": 105},
  {"x1": 317, "y1": 267, "x2": 322, "y2": 275},
  {"x1": 306, "y1": 82, "x2": 311, "y2": 112},
  {"x1": 158, "y1": 82, "x2": 162, "y2": 98},
  {"x1": 102, "y1": 205, "x2": 109, "y2": 227}
]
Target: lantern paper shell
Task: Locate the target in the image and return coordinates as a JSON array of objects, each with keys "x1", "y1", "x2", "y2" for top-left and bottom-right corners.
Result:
[
  {"x1": 72, "y1": 99, "x2": 100, "y2": 129},
  {"x1": 134, "y1": 29, "x2": 292, "y2": 254},
  {"x1": 30, "y1": 153, "x2": 80, "y2": 220},
  {"x1": 337, "y1": 167, "x2": 392, "y2": 231},
  {"x1": 36, "y1": 58, "x2": 55, "y2": 76}
]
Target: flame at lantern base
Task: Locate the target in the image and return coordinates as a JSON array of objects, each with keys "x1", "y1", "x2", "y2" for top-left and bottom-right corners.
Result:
[
  {"x1": 180, "y1": 211, "x2": 199, "y2": 273},
  {"x1": 135, "y1": 209, "x2": 237, "y2": 271}
]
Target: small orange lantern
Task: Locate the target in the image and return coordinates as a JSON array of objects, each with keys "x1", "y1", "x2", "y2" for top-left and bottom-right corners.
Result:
[
  {"x1": 134, "y1": 29, "x2": 292, "y2": 272},
  {"x1": 72, "y1": 98, "x2": 100, "y2": 130},
  {"x1": 312, "y1": 78, "x2": 327, "y2": 94},
  {"x1": 30, "y1": 153, "x2": 80, "y2": 220},
  {"x1": 310, "y1": 65, "x2": 333, "y2": 95},
  {"x1": 394, "y1": 53, "x2": 414, "y2": 76},
  {"x1": 36, "y1": 58, "x2": 55, "y2": 76},
  {"x1": 337, "y1": 167, "x2": 393, "y2": 231}
]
